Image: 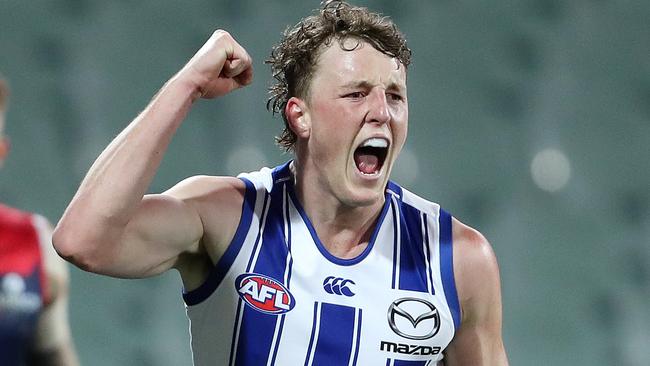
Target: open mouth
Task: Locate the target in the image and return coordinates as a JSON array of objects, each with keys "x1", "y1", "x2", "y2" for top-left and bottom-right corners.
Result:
[{"x1": 353, "y1": 137, "x2": 389, "y2": 175}]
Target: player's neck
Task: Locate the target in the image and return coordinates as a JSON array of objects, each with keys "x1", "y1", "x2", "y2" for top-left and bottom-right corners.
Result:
[{"x1": 291, "y1": 161, "x2": 384, "y2": 258}]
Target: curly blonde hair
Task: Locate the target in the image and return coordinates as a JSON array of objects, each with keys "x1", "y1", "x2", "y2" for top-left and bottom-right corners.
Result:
[{"x1": 266, "y1": 0, "x2": 411, "y2": 151}]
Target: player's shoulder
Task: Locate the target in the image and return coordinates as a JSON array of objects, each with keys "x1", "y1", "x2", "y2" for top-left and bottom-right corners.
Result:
[
  {"x1": 395, "y1": 185, "x2": 495, "y2": 265},
  {"x1": 167, "y1": 162, "x2": 281, "y2": 199},
  {"x1": 452, "y1": 217, "x2": 496, "y2": 270},
  {"x1": 164, "y1": 175, "x2": 247, "y2": 202},
  {"x1": 451, "y1": 217, "x2": 501, "y2": 306},
  {"x1": 238, "y1": 164, "x2": 289, "y2": 194},
  {"x1": 452, "y1": 217, "x2": 489, "y2": 248}
]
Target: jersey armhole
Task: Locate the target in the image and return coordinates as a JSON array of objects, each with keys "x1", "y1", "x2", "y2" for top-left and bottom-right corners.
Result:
[
  {"x1": 439, "y1": 208, "x2": 461, "y2": 331},
  {"x1": 183, "y1": 177, "x2": 257, "y2": 306}
]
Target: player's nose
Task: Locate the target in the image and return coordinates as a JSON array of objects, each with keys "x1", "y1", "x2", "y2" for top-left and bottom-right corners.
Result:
[{"x1": 365, "y1": 88, "x2": 390, "y2": 125}]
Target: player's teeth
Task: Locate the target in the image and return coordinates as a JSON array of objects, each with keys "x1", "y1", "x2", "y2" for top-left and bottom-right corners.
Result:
[{"x1": 361, "y1": 138, "x2": 388, "y2": 148}]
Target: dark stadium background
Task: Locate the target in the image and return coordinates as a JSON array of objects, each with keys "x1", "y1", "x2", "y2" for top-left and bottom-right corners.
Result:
[{"x1": 1, "y1": 1, "x2": 648, "y2": 364}]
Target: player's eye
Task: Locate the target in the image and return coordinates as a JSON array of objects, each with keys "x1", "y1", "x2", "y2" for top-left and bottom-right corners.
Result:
[
  {"x1": 344, "y1": 92, "x2": 365, "y2": 98},
  {"x1": 387, "y1": 93, "x2": 403, "y2": 102}
]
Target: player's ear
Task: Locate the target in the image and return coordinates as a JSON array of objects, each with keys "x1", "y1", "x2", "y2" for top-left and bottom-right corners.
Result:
[{"x1": 285, "y1": 97, "x2": 310, "y2": 139}]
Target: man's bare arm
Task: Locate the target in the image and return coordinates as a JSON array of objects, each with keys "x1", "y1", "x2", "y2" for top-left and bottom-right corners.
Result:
[
  {"x1": 53, "y1": 30, "x2": 253, "y2": 279},
  {"x1": 444, "y1": 218, "x2": 508, "y2": 366}
]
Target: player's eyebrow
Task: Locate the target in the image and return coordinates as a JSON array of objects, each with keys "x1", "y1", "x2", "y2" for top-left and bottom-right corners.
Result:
[{"x1": 340, "y1": 80, "x2": 406, "y2": 93}]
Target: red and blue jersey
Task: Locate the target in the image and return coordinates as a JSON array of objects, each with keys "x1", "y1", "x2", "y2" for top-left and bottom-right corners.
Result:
[
  {"x1": 0, "y1": 204, "x2": 48, "y2": 366},
  {"x1": 183, "y1": 162, "x2": 460, "y2": 366}
]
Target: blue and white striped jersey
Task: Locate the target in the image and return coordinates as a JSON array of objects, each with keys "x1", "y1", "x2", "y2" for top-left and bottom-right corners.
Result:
[{"x1": 183, "y1": 162, "x2": 460, "y2": 366}]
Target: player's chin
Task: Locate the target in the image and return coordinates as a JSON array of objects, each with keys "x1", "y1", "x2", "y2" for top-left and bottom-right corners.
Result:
[
  {"x1": 343, "y1": 181, "x2": 386, "y2": 208},
  {"x1": 342, "y1": 159, "x2": 387, "y2": 201}
]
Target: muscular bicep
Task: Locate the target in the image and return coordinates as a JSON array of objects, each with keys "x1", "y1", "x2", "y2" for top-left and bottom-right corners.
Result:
[
  {"x1": 114, "y1": 175, "x2": 246, "y2": 279},
  {"x1": 54, "y1": 175, "x2": 244, "y2": 282},
  {"x1": 101, "y1": 191, "x2": 204, "y2": 278},
  {"x1": 444, "y1": 218, "x2": 508, "y2": 366}
]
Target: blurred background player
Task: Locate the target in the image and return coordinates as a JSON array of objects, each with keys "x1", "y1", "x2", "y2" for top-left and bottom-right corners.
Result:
[{"x1": 0, "y1": 75, "x2": 80, "y2": 366}]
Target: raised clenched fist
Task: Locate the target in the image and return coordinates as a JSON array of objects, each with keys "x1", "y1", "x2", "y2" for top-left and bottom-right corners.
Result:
[{"x1": 179, "y1": 30, "x2": 254, "y2": 99}]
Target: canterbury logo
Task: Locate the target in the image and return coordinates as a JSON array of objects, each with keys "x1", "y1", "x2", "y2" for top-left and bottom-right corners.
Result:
[{"x1": 322, "y1": 276, "x2": 356, "y2": 297}]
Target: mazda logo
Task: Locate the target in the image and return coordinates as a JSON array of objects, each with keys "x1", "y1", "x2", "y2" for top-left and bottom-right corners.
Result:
[{"x1": 387, "y1": 297, "x2": 440, "y2": 340}]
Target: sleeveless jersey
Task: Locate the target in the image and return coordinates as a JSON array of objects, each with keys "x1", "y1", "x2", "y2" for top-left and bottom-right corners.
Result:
[
  {"x1": 183, "y1": 162, "x2": 461, "y2": 366},
  {"x1": 0, "y1": 204, "x2": 49, "y2": 366}
]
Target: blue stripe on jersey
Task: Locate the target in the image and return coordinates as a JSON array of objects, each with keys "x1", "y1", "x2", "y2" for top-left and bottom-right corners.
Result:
[
  {"x1": 235, "y1": 182, "x2": 292, "y2": 366},
  {"x1": 304, "y1": 302, "x2": 320, "y2": 366},
  {"x1": 398, "y1": 203, "x2": 430, "y2": 293},
  {"x1": 283, "y1": 182, "x2": 294, "y2": 286},
  {"x1": 183, "y1": 177, "x2": 257, "y2": 306},
  {"x1": 423, "y1": 214, "x2": 435, "y2": 295},
  {"x1": 311, "y1": 303, "x2": 357, "y2": 366},
  {"x1": 393, "y1": 360, "x2": 429, "y2": 366},
  {"x1": 390, "y1": 197, "x2": 399, "y2": 290},
  {"x1": 251, "y1": 182, "x2": 290, "y2": 278},
  {"x1": 386, "y1": 181, "x2": 403, "y2": 199},
  {"x1": 268, "y1": 314, "x2": 286, "y2": 365},
  {"x1": 271, "y1": 161, "x2": 292, "y2": 182},
  {"x1": 234, "y1": 309, "x2": 280, "y2": 366},
  {"x1": 439, "y1": 209, "x2": 460, "y2": 330},
  {"x1": 350, "y1": 308, "x2": 363, "y2": 366},
  {"x1": 268, "y1": 185, "x2": 294, "y2": 366},
  {"x1": 229, "y1": 191, "x2": 270, "y2": 366}
]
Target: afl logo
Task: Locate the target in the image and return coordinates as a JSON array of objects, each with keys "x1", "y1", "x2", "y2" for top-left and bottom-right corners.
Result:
[{"x1": 235, "y1": 273, "x2": 295, "y2": 315}]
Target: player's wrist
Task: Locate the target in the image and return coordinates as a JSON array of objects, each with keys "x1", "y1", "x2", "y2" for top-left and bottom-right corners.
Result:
[{"x1": 166, "y1": 72, "x2": 204, "y2": 103}]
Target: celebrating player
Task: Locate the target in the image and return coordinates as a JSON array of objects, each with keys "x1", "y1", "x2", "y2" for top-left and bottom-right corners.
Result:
[{"x1": 54, "y1": 1, "x2": 508, "y2": 365}]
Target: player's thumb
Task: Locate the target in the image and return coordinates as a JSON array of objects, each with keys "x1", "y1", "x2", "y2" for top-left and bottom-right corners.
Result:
[{"x1": 223, "y1": 57, "x2": 250, "y2": 78}]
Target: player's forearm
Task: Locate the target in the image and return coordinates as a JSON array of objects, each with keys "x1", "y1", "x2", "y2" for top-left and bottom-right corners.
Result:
[{"x1": 53, "y1": 75, "x2": 198, "y2": 269}]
